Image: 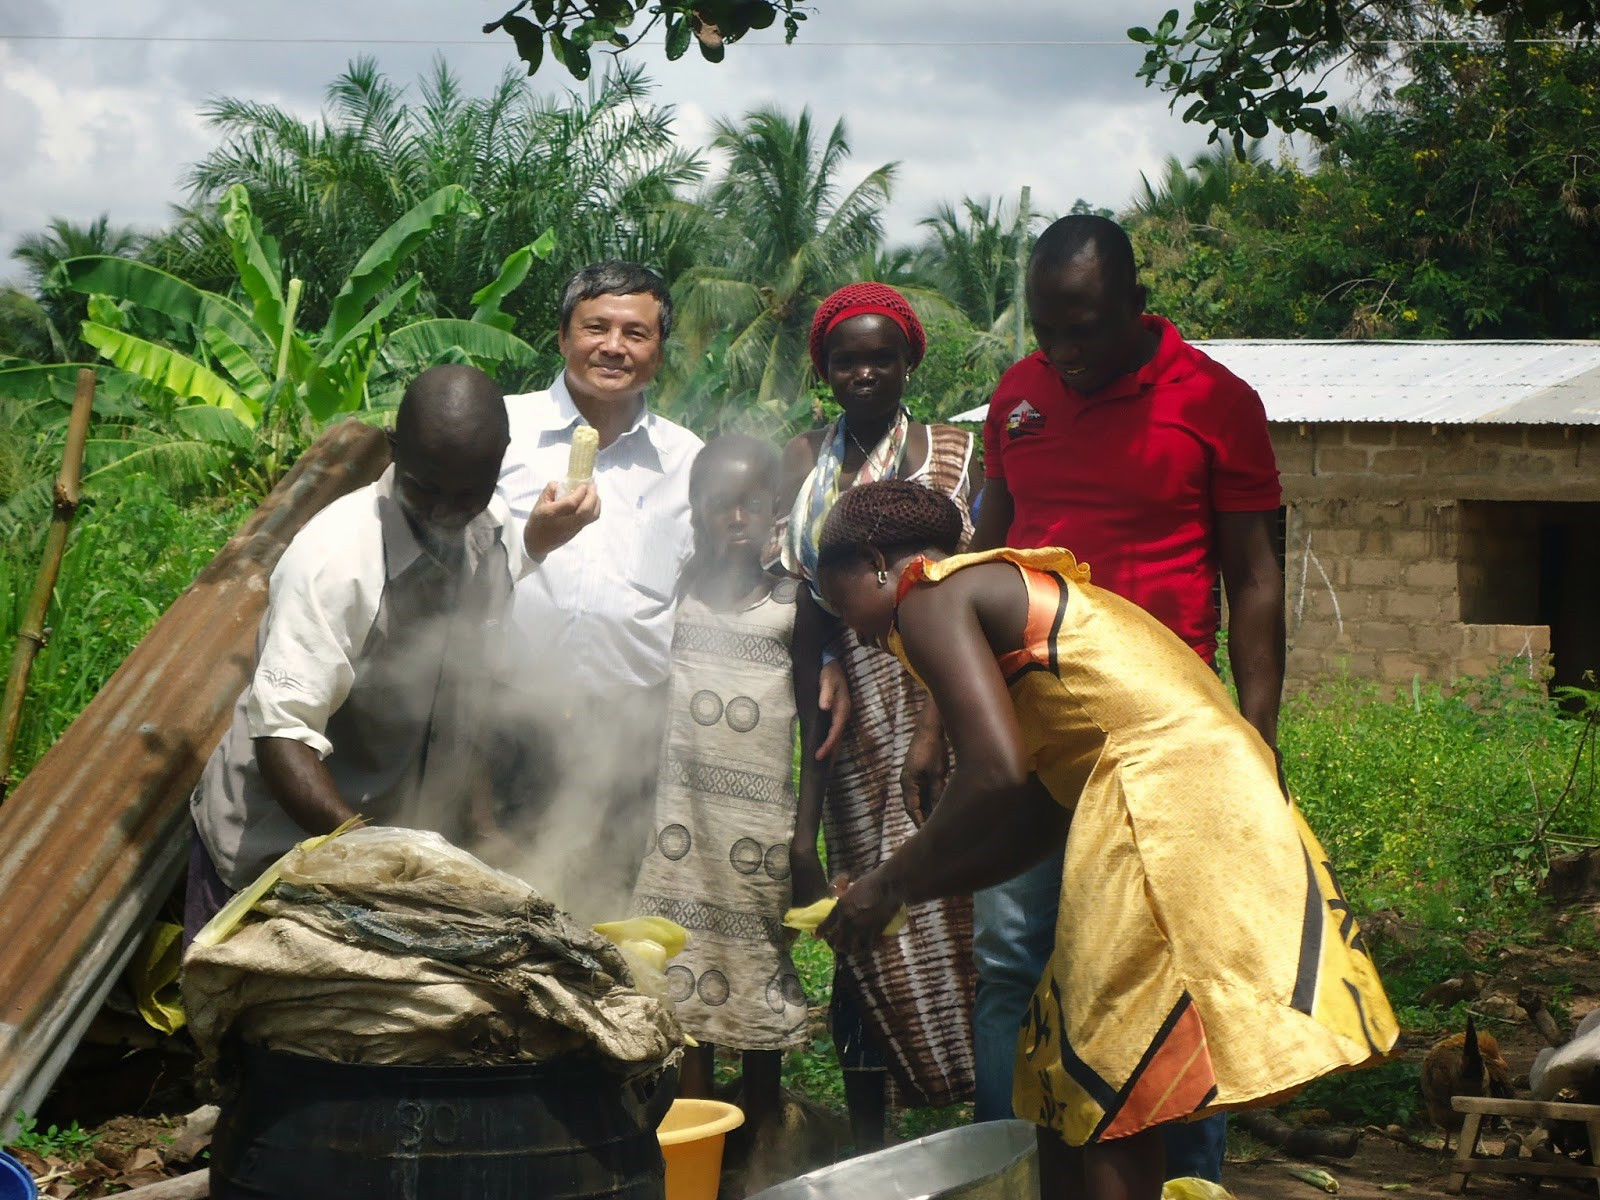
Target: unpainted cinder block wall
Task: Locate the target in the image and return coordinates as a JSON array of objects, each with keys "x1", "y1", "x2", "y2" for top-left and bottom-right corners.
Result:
[{"x1": 1270, "y1": 422, "x2": 1600, "y2": 689}]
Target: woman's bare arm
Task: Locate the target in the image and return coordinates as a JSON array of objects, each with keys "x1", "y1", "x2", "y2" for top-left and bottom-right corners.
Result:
[{"x1": 821, "y1": 565, "x2": 1069, "y2": 953}]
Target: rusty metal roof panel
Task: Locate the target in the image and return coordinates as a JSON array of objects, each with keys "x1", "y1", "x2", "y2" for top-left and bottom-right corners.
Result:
[
  {"x1": 0, "y1": 421, "x2": 389, "y2": 1134},
  {"x1": 950, "y1": 340, "x2": 1600, "y2": 425}
]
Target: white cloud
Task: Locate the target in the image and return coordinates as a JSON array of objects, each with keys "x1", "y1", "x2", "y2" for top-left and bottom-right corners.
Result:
[
  {"x1": 0, "y1": 40, "x2": 214, "y2": 268},
  {"x1": 2, "y1": 0, "x2": 1228, "y2": 274}
]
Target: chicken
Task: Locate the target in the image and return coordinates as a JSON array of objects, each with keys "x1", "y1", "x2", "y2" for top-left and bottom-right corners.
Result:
[{"x1": 1421, "y1": 1012, "x2": 1514, "y2": 1151}]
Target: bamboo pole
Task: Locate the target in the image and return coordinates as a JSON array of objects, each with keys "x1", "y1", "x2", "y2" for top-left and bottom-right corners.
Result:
[
  {"x1": 1013, "y1": 185, "x2": 1032, "y2": 360},
  {"x1": 0, "y1": 368, "x2": 96, "y2": 800}
]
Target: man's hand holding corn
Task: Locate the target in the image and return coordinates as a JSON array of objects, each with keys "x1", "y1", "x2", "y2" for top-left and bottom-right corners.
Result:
[{"x1": 524, "y1": 426, "x2": 603, "y2": 561}]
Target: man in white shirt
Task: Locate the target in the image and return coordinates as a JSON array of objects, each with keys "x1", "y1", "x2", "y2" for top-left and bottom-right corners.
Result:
[
  {"x1": 496, "y1": 261, "x2": 854, "y2": 916},
  {"x1": 495, "y1": 262, "x2": 701, "y2": 912},
  {"x1": 185, "y1": 365, "x2": 530, "y2": 943},
  {"x1": 499, "y1": 261, "x2": 702, "y2": 692}
]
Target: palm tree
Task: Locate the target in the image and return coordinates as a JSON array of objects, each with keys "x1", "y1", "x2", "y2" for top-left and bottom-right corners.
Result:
[
  {"x1": 908, "y1": 194, "x2": 1040, "y2": 416},
  {"x1": 917, "y1": 195, "x2": 1032, "y2": 334},
  {"x1": 2, "y1": 216, "x2": 145, "y2": 363},
  {"x1": 146, "y1": 59, "x2": 704, "y2": 365},
  {"x1": 668, "y1": 108, "x2": 894, "y2": 427},
  {"x1": 1133, "y1": 142, "x2": 1268, "y2": 226}
]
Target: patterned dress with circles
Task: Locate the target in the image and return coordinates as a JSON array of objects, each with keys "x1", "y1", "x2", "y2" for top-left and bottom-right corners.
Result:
[{"x1": 630, "y1": 584, "x2": 808, "y2": 1050}]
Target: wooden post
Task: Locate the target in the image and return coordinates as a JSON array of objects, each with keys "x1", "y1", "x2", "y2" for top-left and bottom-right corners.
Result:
[{"x1": 0, "y1": 368, "x2": 96, "y2": 801}]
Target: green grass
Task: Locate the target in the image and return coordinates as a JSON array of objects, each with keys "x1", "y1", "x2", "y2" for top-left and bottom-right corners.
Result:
[
  {"x1": 0, "y1": 476, "x2": 253, "y2": 782},
  {"x1": 1281, "y1": 668, "x2": 1598, "y2": 918},
  {"x1": 782, "y1": 934, "x2": 844, "y2": 1111}
]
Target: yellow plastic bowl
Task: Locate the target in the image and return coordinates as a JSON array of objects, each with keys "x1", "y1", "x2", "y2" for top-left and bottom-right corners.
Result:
[{"x1": 656, "y1": 1098, "x2": 745, "y2": 1200}]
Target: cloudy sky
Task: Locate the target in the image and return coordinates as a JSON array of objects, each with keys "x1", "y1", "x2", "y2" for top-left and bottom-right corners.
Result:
[{"x1": 0, "y1": 1, "x2": 1234, "y2": 279}]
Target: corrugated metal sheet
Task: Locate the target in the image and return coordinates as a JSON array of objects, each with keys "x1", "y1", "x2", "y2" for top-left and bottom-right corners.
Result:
[
  {"x1": 950, "y1": 340, "x2": 1600, "y2": 425},
  {"x1": 0, "y1": 421, "x2": 389, "y2": 1135}
]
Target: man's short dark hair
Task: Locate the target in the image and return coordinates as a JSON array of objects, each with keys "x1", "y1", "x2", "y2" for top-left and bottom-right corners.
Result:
[
  {"x1": 1028, "y1": 215, "x2": 1138, "y2": 299},
  {"x1": 559, "y1": 260, "x2": 674, "y2": 340}
]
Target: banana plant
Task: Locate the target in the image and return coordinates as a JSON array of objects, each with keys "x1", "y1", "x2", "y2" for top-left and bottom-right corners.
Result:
[{"x1": 52, "y1": 184, "x2": 551, "y2": 433}]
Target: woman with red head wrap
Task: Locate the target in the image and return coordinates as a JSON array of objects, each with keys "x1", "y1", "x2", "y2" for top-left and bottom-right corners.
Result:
[{"x1": 774, "y1": 282, "x2": 977, "y2": 1146}]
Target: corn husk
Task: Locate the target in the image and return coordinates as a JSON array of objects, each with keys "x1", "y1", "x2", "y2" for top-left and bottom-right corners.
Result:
[
  {"x1": 782, "y1": 896, "x2": 908, "y2": 937},
  {"x1": 191, "y1": 815, "x2": 365, "y2": 949}
]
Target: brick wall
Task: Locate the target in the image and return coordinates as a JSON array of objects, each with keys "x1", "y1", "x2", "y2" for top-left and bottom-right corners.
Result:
[{"x1": 1270, "y1": 422, "x2": 1600, "y2": 688}]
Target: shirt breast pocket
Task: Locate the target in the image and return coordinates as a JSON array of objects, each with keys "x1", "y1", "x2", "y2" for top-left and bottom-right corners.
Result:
[{"x1": 630, "y1": 510, "x2": 687, "y2": 602}]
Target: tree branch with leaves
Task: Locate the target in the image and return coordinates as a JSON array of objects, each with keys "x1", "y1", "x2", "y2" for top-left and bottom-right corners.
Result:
[
  {"x1": 1129, "y1": 0, "x2": 1600, "y2": 148},
  {"x1": 483, "y1": 0, "x2": 808, "y2": 80}
]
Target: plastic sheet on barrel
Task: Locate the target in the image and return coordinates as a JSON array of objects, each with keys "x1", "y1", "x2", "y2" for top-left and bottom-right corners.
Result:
[{"x1": 183, "y1": 826, "x2": 684, "y2": 1079}]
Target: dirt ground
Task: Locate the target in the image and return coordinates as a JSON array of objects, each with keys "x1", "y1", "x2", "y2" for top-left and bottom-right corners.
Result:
[{"x1": 1223, "y1": 934, "x2": 1600, "y2": 1200}]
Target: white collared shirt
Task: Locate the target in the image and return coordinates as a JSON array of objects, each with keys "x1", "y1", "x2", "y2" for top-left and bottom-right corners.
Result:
[
  {"x1": 193, "y1": 465, "x2": 527, "y2": 887},
  {"x1": 248, "y1": 464, "x2": 527, "y2": 749},
  {"x1": 498, "y1": 373, "x2": 702, "y2": 692}
]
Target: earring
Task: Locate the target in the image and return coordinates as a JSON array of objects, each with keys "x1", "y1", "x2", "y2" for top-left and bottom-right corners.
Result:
[{"x1": 876, "y1": 568, "x2": 889, "y2": 585}]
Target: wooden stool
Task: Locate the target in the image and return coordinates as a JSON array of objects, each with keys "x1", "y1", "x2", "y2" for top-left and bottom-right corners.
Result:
[{"x1": 1449, "y1": 1096, "x2": 1600, "y2": 1194}]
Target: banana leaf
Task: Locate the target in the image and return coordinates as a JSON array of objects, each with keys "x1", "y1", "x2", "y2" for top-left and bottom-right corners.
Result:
[
  {"x1": 221, "y1": 184, "x2": 286, "y2": 347},
  {"x1": 201, "y1": 326, "x2": 272, "y2": 406},
  {"x1": 471, "y1": 228, "x2": 556, "y2": 330},
  {"x1": 323, "y1": 184, "x2": 482, "y2": 346},
  {"x1": 80, "y1": 322, "x2": 254, "y2": 422},
  {"x1": 50, "y1": 255, "x2": 269, "y2": 361},
  {"x1": 383, "y1": 318, "x2": 542, "y2": 372},
  {"x1": 318, "y1": 274, "x2": 422, "y2": 369}
]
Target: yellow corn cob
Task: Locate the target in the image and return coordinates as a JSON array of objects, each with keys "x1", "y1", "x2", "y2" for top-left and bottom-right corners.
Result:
[
  {"x1": 782, "y1": 897, "x2": 908, "y2": 937},
  {"x1": 593, "y1": 916, "x2": 689, "y2": 960},
  {"x1": 566, "y1": 425, "x2": 599, "y2": 487}
]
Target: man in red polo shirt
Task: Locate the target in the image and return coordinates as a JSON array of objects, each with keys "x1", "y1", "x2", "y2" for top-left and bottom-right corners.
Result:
[{"x1": 961, "y1": 214, "x2": 1285, "y2": 1182}]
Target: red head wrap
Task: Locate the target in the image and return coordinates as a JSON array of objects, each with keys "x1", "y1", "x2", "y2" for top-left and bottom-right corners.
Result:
[{"x1": 808, "y1": 282, "x2": 927, "y2": 378}]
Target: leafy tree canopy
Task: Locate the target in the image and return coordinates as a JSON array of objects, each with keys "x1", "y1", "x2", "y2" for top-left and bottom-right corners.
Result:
[
  {"x1": 1129, "y1": 42, "x2": 1600, "y2": 339},
  {"x1": 483, "y1": 0, "x2": 805, "y2": 80},
  {"x1": 1129, "y1": 0, "x2": 1600, "y2": 147}
]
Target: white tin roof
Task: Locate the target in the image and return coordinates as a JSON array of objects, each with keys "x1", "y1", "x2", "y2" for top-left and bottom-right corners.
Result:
[{"x1": 949, "y1": 340, "x2": 1600, "y2": 425}]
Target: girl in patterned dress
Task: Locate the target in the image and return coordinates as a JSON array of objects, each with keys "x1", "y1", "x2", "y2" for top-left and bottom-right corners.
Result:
[
  {"x1": 813, "y1": 481, "x2": 1398, "y2": 1200},
  {"x1": 631, "y1": 435, "x2": 827, "y2": 1140}
]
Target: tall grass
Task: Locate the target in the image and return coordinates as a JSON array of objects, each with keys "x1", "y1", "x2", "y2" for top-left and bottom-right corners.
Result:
[{"x1": 0, "y1": 477, "x2": 254, "y2": 781}]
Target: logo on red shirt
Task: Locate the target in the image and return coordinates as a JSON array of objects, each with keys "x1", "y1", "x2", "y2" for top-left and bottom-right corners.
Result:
[{"x1": 1005, "y1": 400, "x2": 1045, "y2": 439}]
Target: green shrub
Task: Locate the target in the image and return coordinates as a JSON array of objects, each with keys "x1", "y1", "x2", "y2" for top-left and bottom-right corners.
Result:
[{"x1": 7, "y1": 1111, "x2": 98, "y2": 1161}]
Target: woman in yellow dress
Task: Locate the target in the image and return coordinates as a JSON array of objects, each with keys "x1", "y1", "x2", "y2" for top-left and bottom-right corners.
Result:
[{"x1": 814, "y1": 481, "x2": 1397, "y2": 1200}]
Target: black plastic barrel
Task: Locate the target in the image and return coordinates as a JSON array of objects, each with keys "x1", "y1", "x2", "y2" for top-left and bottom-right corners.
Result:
[{"x1": 209, "y1": 1044, "x2": 670, "y2": 1200}]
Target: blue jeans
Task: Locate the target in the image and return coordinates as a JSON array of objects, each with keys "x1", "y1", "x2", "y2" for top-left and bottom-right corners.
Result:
[{"x1": 971, "y1": 854, "x2": 1228, "y2": 1183}]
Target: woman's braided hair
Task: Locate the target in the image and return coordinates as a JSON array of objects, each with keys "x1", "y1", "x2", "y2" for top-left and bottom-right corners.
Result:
[{"x1": 816, "y1": 480, "x2": 965, "y2": 571}]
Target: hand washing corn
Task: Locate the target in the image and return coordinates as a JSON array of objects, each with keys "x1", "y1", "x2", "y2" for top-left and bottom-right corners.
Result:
[
  {"x1": 566, "y1": 425, "x2": 599, "y2": 490},
  {"x1": 782, "y1": 897, "x2": 908, "y2": 937}
]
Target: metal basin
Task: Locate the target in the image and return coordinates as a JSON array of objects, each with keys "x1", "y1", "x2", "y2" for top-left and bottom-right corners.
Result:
[{"x1": 748, "y1": 1119, "x2": 1037, "y2": 1200}]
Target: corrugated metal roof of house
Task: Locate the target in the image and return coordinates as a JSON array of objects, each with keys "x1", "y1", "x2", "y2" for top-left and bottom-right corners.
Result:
[{"x1": 949, "y1": 340, "x2": 1600, "y2": 425}]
